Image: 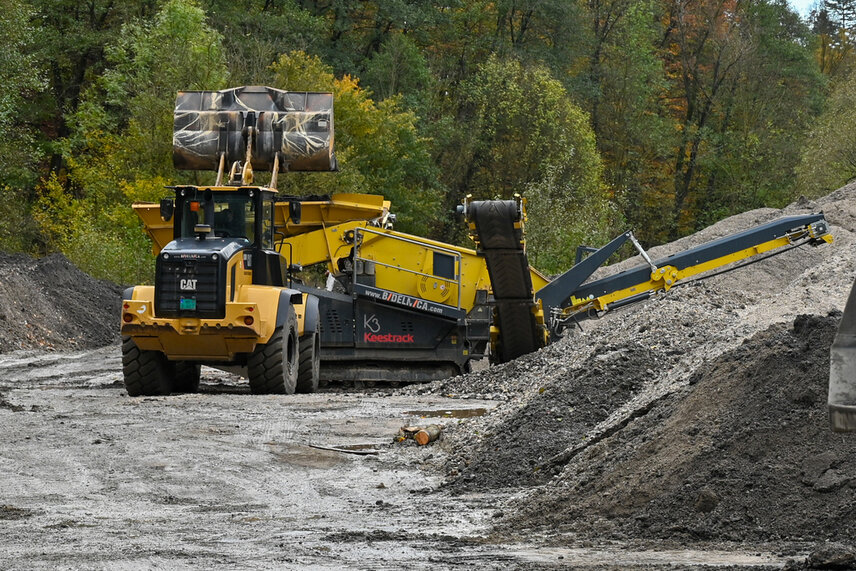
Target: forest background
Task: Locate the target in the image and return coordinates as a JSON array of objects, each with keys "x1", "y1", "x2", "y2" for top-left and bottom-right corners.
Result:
[{"x1": 1, "y1": 0, "x2": 854, "y2": 283}]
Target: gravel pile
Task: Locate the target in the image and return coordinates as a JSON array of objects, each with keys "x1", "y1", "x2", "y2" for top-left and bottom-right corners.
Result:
[
  {"x1": 506, "y1": 313, "x2": 856, "y2": 543},
  {"x1": 411, "y1": 184, "x2": 856, "y2": 544},
  {"x1": 0, "y1": 253, "x2": 123, "y2": 352}
]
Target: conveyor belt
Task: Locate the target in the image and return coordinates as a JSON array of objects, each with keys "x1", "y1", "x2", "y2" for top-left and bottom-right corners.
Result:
[{"x1": 467, "y1": 200, "x2": 545, "y2": 363}]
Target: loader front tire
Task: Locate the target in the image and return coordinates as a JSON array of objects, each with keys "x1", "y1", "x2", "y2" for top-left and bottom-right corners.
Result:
[
  {"x1": 248, "y1": 306, "x2": 299, "y2": 395},
  {"x1": 172, "y1": 361, "x2": 201, "y2": 393},
  {"x1": 122, "y1": 336, "x2": 173, "y2": 397},
  {"x1": 296, "y1": 323, "x2": 321, "y2": 394}
]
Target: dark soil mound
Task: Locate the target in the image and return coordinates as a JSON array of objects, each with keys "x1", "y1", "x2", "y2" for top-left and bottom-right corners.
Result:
[
  {"x1": 0, "y1": 252, "x2": 123, "y2": 352},
  {"x1": 445, "y1": 342, "x2": 664, "y2": 490},
  {"x1": 504, "y1": 313, "x2": 856, "y2": 543}
]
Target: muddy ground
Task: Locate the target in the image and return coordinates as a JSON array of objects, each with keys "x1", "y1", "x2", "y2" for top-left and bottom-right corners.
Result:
[
  {"x1": 0, "y1": 349, "x2": 799, "y2": 569},
  {"x1": 3, "y1": 185, "x2": 856, "y2": 568}
]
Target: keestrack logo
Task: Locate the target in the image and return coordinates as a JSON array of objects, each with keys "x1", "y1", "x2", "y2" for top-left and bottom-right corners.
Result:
[{"x1": 364, "y1": 332, "x2": 414, "y2": 343}]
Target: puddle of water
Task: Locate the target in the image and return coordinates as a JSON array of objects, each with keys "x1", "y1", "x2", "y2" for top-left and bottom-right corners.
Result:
[{"x1": 404, "y1": 408, "x2": 487, "y2": 419}]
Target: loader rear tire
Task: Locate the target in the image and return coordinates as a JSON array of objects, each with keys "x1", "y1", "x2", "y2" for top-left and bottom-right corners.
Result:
[
  {"x1": 247, "y1": 306, "x2": 298, "y2": 395},
  {"x1": 122, "y1": 336, "x2": 173, "y2": 397},
  {"x1": 296, "y1": 324, "x2": 320, "y2": 394},
  {"x1": 172, "y1": 361, "x2": 200, "y2": 393}
]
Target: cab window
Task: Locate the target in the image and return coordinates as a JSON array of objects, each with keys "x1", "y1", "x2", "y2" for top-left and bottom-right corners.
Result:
[
  {"x1": 180, "y1": 192, "x2": 255, "y2": 242},
  {"x1": 259, "y1": 199, "x2": 273, "y2": 249}
]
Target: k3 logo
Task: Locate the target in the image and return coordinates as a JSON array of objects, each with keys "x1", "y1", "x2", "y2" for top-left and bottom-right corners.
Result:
[
  {"x1": 363, "y1": 313, "x2": 381, "y2": 333},
  {"x1": 180, "y1": 279, "x2": 197, "y2": 291}
]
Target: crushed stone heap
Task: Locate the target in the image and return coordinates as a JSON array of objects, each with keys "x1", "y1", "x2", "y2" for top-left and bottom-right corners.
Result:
[
  {"x1": 0, "y1": 253, "x2": 123, "y2": 353},
  {"x1": 416, "y1": 183, "x2": 856, "y2": 544},
  {"x1": 506, "y1": 313, "x2": 856, "y2": 543}
]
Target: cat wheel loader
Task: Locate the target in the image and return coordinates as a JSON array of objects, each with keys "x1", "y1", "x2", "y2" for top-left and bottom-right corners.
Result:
[
  {"x1": 121, "y1": 86, "x2": 834, "y2": 395},
  {"x1": 120, "y1": 86, "x2": 334, "y2": 395}
]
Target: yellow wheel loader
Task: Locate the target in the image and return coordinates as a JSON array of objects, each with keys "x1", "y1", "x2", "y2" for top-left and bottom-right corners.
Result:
[
  {"x1": 122, "y1": 86, "x2": 834, "y2": 395},
  {"x1": 121, "y1": 86, "x2": 332, "y2": 395}
]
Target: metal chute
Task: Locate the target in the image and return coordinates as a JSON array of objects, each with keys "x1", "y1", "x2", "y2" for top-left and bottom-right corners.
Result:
[
  {"x1": 173, "y1": 85, "x2": 336, "y2": 173},
  {"x1": 830, "y1": 277, "x2": 856, "y2": 431}
]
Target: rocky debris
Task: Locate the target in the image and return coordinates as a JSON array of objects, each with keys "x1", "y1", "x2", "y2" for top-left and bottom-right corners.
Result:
[
  {"x1": 405, "y1": 182, "x2": 856, "y2": 546},
  {"x1": 0, "y1": 252, "x2": 123, "y2": 353},
  {"x1": 0, "y1": 505, "x2": 35, "y2": 520},
  {"x1": 785, "y1": 543, "x2": 856, "y2": 570},
  {"x1": 3, "y1": 179, "x2": 856, "y2": 553},
  {"x1": 440, "y1": 340, "x2": 660, "y2": 490},
  {"x1": 503, "y1": 314, "x2": 856, "y2": 543}
]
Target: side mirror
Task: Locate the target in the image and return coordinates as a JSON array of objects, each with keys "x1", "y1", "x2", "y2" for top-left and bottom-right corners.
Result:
[
  {"x1": 289, "y1": 201, "x2": 301, "y2": 225},
  {"x1": 160, "y1": 198, "x2": 175, "y2": 221}
]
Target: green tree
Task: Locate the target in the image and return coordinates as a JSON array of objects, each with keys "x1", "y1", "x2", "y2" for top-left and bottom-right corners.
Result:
[
  {"x1": 31, "y1": 0, "x2": 157, "y2": 173},
  {"x1": 292, "y1": 0, "x2": 441, "y2": 76},
  {"x1": 658, "y1": 0, "x2": 749, "y2": 239},
  {"x1": 6, "y1": 0, "x2": 828, "y2": 279},
  {"x1": 361, "y1": 32, "x2": 433, "y2": 113},
  {"x1": 203, "y1": 0, "x2": 326, "y2": 85},
  {"x1": 797, "y1": 66, "x2": 856, "y2": 196},
  {"x1": 0, "y1": 0, "x2": 45, "y2": 252},
  {"x1": 580, "y1": 0, "x2": 672, "y2": 243},
  {"x1": 695, "y1": 0, "x2": 824, "y2": 227},
  {"x1": 811, "y1": 6, "x2": 855, "y2": 77},
  {"x1": 443, "y1": 56, "x2": 611, "y2": 272},
  {"x1": 98, "y1": 0, "x2": 229, "y2": 173},
  {"x1": 36, "y1": 0, "x2": 229, "y2": 283},
  {"x1": 270, "y1": 50, "x2": 440, "y2": 235},
  {"x1": 0, "y1": 0, "x2": 44, "y2": 185},
  {"x1": 825, "y1": 0, "x2": 856, "y2": 30}
]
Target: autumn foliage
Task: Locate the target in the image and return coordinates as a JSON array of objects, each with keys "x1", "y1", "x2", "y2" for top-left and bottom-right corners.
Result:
[{"x1": 0, "y1": 0, "x2": 841, "y2": 281}]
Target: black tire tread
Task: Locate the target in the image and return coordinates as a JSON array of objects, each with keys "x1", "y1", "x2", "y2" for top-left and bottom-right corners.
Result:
[
  {"x1": 296, "y1": 324, "x2": 320, "y2": 394},
  {"x1": 248, "y1": 307, "x2": 298, "y2": 395},
  {"x1": 172, "y1": 361, "x2": 201, "y2": 393},
  {"x1": 122, "y1": 336, "x2": 173, "y2": 397}
]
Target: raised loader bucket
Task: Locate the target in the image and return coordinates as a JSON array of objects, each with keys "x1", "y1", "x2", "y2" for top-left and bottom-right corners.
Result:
[
  {"x1": 173, "y1": 85, "x2": 335, "y2": 172},
  {"x1": 829, "y1": 276, "x2": 856, "y2": 431}
]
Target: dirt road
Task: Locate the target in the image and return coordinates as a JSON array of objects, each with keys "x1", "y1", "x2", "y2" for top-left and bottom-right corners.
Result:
[{"x1": 0, "y1": 346, "x2": 793, "y2": 569}]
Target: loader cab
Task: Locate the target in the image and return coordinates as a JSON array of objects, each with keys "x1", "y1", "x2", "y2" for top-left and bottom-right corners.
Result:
[
  {"x1": 173, "y1": 186, "x2": 274, "y2": 249},
  {"x1": 171, "y1": 185, "x2": 286, "y2": 287}
]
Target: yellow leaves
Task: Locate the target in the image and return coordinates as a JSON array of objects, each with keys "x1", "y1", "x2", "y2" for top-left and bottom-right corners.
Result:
[
  {"x1": 120, "y1": 176, "x2": 171, "y2": 204},
  {"x1": 269, "y1": 50, "x2": 335, "y2": 92},
  {"x1": 33, "y1": 174, "x2": 81, "y2": 248}
]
